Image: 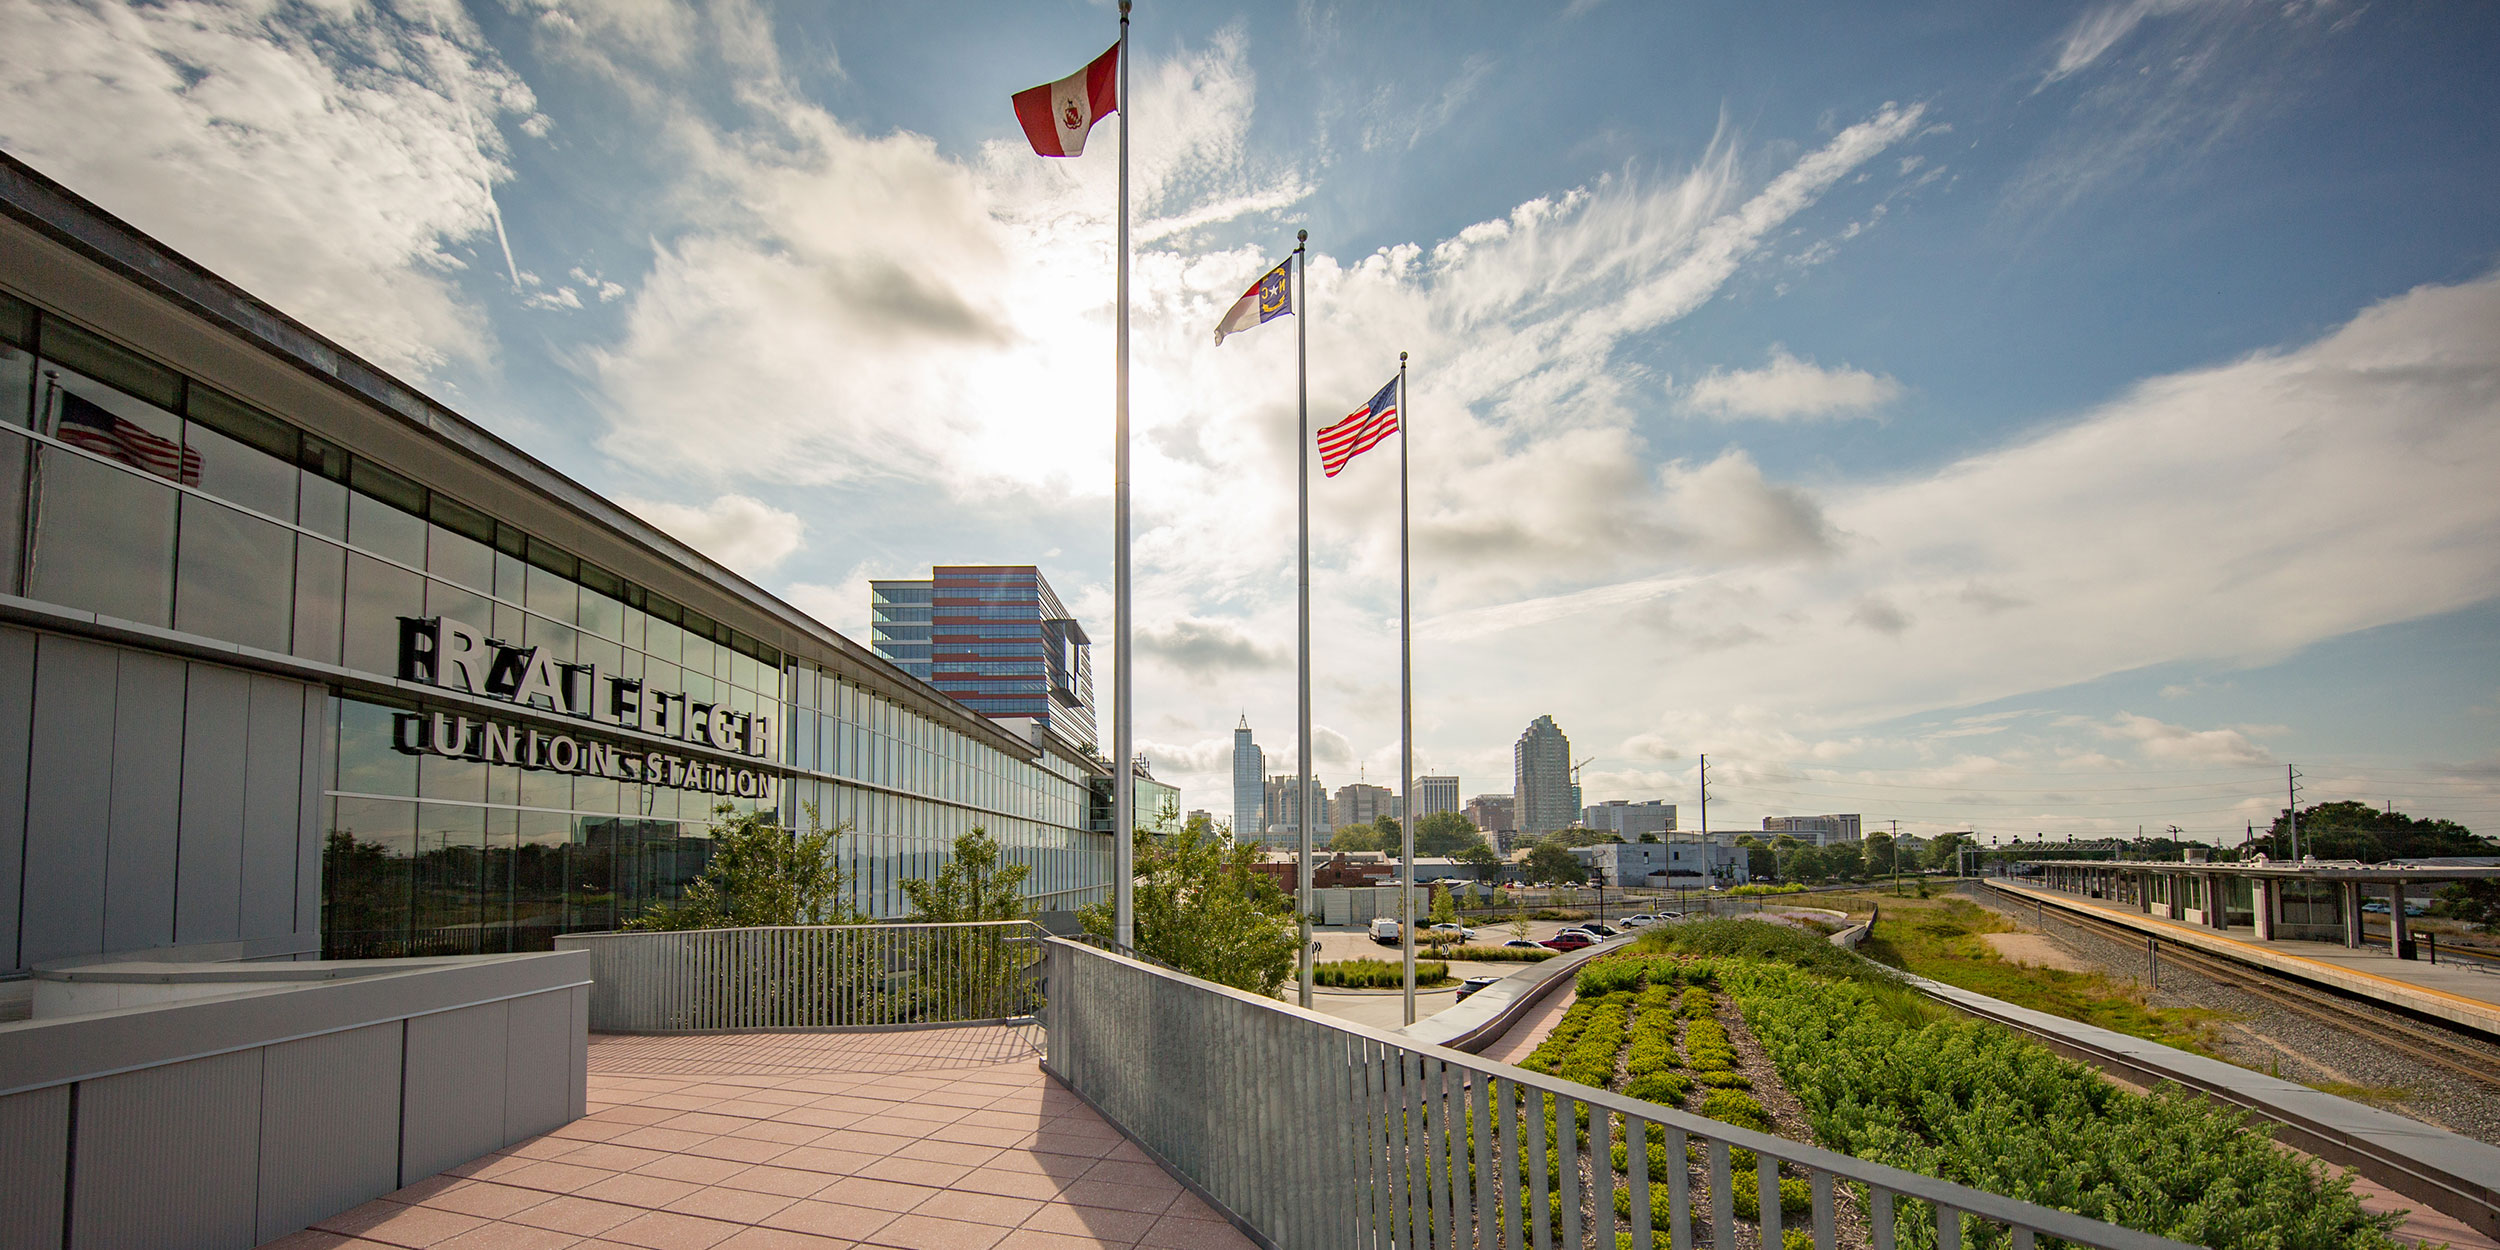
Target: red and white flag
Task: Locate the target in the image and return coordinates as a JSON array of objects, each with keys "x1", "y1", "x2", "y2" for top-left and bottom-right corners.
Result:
[
  {"x1": 1012, "y1": 44, "x2": 1120, "y2": 157},
  {"x1": 1318, "y1": 376, "x2": 1401, "y2": 477}
]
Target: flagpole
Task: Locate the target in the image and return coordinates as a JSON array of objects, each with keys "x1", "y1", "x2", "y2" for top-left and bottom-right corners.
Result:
[
  {"x1": 1398, "y1": 351, "x2": 1416, "y2": 1024},
  {"x1": 1112, "y1": 0, "x2": 1135, "y2": 950},
  {"x1": 1295, "y1": 228, "x2": 1314, "y2": 1010}
]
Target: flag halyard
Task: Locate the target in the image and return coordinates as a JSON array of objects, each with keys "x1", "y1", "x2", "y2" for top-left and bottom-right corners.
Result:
[
  {"x1": 1012, "y1": 43, "x2": 1120, "y2": 157},
  {"x1": 1317, "y1": 376, "x2": 1400, "y2": 477}
]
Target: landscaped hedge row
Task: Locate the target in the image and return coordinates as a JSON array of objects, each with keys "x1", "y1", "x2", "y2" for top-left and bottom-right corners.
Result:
[{"x1": 1313, "y1": 958, "x2": 1449, "y2": 988}]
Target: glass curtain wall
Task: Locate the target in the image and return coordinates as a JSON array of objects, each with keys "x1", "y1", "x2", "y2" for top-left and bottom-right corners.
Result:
[{"x1": 0, "y1": 291, "x2": 1108, "y2": 955}]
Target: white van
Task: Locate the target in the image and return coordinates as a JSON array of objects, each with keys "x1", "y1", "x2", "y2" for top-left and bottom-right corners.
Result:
[{"x1": 1369, "y1": 917, "x2": 1402, "y2": 946}]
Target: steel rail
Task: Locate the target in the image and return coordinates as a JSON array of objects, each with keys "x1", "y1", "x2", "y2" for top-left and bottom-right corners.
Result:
[{"x1": 1976, "y1": 884, "x2": 2500, "y2": 1091}]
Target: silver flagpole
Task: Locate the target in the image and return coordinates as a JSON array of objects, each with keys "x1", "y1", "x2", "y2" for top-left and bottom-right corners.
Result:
[
  {"x1": 1295, "y1": 229, "x2": 1314, "y2": 1009},
  {"x1": 1399, "y1": 352, "x2": 1416, "y2": 1024},
  {"x1": 1112, "y1": 0, "x2": 1135, "y2": 949}
]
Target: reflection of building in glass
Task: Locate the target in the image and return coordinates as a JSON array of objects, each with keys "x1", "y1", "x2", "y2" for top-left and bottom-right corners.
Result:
[
  {"x1": 0, "y1": 156, "x2": 1113, "y2": 973},
  {"x1": 1133, "y1": 756, "x2": 1181, "y2": 834},
  {"x1": 871, "y1": 566, "x2": 1095, "y2": 751}
]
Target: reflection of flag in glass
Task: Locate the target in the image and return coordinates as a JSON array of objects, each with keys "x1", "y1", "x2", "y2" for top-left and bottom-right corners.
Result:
[
  {"x1": 1317, "y1": 376, "x2": 1400, "y2": 477},
  {"x1": 1213, "y1": 258, "x2": 1293, "y2": 345},
  {"x1": 57, "y1": 391, "x2": 200, "y2": 484}
]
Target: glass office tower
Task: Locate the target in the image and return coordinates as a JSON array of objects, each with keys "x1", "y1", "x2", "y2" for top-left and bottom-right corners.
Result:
[{"x1": 870, "y1": 566, "x2": 1096, "y2": 752}]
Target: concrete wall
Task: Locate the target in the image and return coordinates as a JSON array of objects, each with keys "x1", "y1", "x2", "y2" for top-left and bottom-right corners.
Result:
[
  {"x1": 0, "y1": 950, "x2": 587, "y2": 1250},
  {"x1": 0, "y1": 624, "x2": 323, "y2": 973}
]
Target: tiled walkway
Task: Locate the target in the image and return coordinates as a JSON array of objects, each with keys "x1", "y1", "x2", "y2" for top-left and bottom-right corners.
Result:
[{"x1": 261, "y1": 1027, "x2": 1256, "y2": 1250}]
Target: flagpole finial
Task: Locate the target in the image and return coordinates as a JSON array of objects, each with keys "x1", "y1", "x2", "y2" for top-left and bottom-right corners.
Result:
[
  {"x1": 1120, "y1": 0, "x2": 1130, "y2": 15},
  {"x1": 1298, "y1": 228, "x2": 1308, "y2": 243},
  {"x1": 1400, "y1": 351, "x2": 1408, "y2": 363}
]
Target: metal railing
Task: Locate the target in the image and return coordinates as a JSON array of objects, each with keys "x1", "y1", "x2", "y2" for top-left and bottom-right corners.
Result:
[
  {"x1": 556, "y1": 920, "x2": 1045, "y2": 1032},
  {"x1": 1042, "y1": 938, "x2": 2196, "y2": 1250}
]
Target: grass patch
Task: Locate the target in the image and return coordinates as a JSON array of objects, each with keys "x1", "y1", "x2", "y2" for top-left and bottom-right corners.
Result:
[
  {"x1": 2310, "y1": 1080, "x2": 2415, "y2": 1107},
  {"x1": 1855, "y1": 895, "x2": 2230, "y2": 1056},
  {"x1": 1313, "y1": 957, "x2": 1451, "y2": 989}
]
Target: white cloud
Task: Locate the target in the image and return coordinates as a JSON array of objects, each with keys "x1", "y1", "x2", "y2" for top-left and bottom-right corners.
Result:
[
  {"x1": 1684, "y1": 346, "x2": 1902, "y2": 421},
  {"x1": 620, "y1": 493, "x2": 804, "y2": 577},
  {"x1": 2040, "y1": 0, "x2": 2218, "y2": 84},
  {"x1": 2103, "y1": 713, "x2": 2275, "y2": 766},
  {"x1": 0, "y1": 0, "x2": 538, "y2": 377}
]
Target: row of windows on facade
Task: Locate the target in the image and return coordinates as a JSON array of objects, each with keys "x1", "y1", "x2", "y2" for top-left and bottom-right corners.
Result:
[
  {"x1": 0, "y1": 295, "x2": 1090, "y2": 820},
  {"x1": 325, "y1": 696, "x2": 1104, "y2": 952}
]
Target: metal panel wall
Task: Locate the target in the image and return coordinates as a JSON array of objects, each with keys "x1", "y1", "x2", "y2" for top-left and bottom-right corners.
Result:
[
  {"x1": 502, "y1": 987, "x2": 577, "y2": 1143},
  {"x1": 176, "y1": 664, "x2": 250, "y2": 944},
  {"x1": 71, "y1": 1049, "x2": 263, "y2": 1250},
  {"x1": 400, "y1": 1000, "x2": 509, "y2": 1184},
  {"x1": 0, "y1": 627, "x2": 33, "y2": 972},
  {"x1": 0, "y1": 1085, "x2": 68, "y2": 1250},
  {"x1": 254, "y1": 1022, "x2": 402, "y2": 1242},
  {"x1": 22, "y1": 635, "x2": 116, "y2": 966},
  {"x1": 103, "y1": 649, "x2": 186, "y2": 952},
  {"x1": 240, "y1": 676, "x2": 307, "y2": 942}
]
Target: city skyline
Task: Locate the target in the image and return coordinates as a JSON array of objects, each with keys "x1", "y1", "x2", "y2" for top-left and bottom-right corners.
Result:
[{"x1": 5, "y1": 3, "x2": 2494, "y2": 842}]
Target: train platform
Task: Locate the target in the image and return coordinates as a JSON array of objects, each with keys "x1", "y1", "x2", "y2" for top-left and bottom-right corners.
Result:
[{"x1": 1983, "y1": 878, "x2": 2500, "y2": 1039}]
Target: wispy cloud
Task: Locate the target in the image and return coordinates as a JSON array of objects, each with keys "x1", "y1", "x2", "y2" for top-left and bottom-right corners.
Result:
[{"x1": 1684, "y1": 346, "x2": 1902, "y2": 421}]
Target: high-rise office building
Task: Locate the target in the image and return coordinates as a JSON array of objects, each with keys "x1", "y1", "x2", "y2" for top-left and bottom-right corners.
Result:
[
  {"x1": 1334, "y1": 782, "x2": 1399, "y2": 828},
  {"x1": 1763, "y1": 813, "x2": 1863, "y2": 846},
  {"x1": 1514, "y1": 715, "x2": 1575, "y2": 834},
  {"x1": 1264, "y1": 773, "x2": 1330, "y2": 836},
  {"x1": 1584, "y1": 799, "x2": 1677, "y2": 838},
  {"x1": 1464, "y1": 793, "x2": 1514, "y2": 832},
  {"x1": 1231, "y1": 715, "x2": 1265, "y2": 838},
  {"x1": 870, "y1": 567, "x2": 1095, "y2": 750},
  {"x1": 1416, "y1": 775, "x2": 1461, "y2": 819}
]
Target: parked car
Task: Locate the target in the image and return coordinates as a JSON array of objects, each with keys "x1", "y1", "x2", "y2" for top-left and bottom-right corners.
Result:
[
  {"x1": 1369, "y1": 917, "x2": 1402, "y2": 946},
  {"x1": 1500, "y1": 939, "x2": 1545, "y2": 950},
  {"x1": 1540, "y1": 931, "x2": 1596, "y2": 951},
  {"x1": 1575, "y1": 922, "x2": 1620, "y2": 938},
  {"x1": 1618, "y1": 914, "x2": 1652, "y2": 927},
  {"x1": 1429, "y1": 923, "x2": 1474, "y2": 940},
  {"x1": 1455, "y1": 974, "x2": 1502, "y2": 1002}
]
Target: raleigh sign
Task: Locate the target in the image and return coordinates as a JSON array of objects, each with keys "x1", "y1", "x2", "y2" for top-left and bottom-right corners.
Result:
[{"x1": 393, "y1": 615, "x2": 777, "y2": 798}]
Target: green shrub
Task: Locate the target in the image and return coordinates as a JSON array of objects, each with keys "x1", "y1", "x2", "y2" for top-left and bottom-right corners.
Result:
[
  {"x1": 1700, "y1": 1088, "x2": 1770, "y2": 1132},
  {"x1": 1441, "y1": 944, "x2": 1558, "y2": 962},
  {"x1": 1625, "y1": 1071, "x2": 1692, "y2": 1105},
  {"x1": 1313, "y1": 958, "x2": 1449, "y2": 988}
]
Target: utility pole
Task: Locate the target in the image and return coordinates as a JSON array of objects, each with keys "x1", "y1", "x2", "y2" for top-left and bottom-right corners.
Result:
[
  {"x1": 2287, "y1": 765, "x2": 2302, "y2": 861},
  {"x1": 1698, "y1": 753, "x2": 1711, "y2": 906}
]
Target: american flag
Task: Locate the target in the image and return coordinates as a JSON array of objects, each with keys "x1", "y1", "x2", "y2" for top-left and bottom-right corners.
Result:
[
  {"x1": 1317, "y1": 376, "x2": 1400, "y2": 478},
  {"x1": 57, "y1": 391, "x2": 201, "y2": 484}
]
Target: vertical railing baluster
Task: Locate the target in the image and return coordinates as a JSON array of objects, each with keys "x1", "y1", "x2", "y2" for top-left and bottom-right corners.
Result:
[
  {"x1": 1520, "y1": 1085, "x2": 1540, "y2": 1250},
  {"x1": 1628, "y1": 1114, "x2": 1652, "y2": 1250},
  {"x1": 1557, "y1": 1095, "x2": 1582, "y2": 1250},
  {"x1": 1937, "y1": 1204, "x2": 1963, "y2": 1250},
  {"x1": 1471, "y1": 1071, "x2": 1493, "y2": 1249},
  {"x1": 1497, "y1": 1076, "x2": 1520, "y2": 1250},
  {"x1": 1665, "y1": 1126, "x2": 1689, "y2": 1250},
  {"x1": 2013, "y1": 1227, "x2": 2034, "y2": 1250},
  {"x1": 1869, "y1": 1189, "x2": 1894, "y2": 1250},
  {"x1": 1812, "y1": 1170, "x2": 1833, "y2": 1250},
  {"x1": 1759, "y1": 1152, "x2": 1782, "y2": 1250},
  {"x1": 1433, "y1": 1058, "x2": 1457, "y2": 1250},
  {"x1": 1707, "y1": 1141, "x2": 1731, "y2": 1250}
]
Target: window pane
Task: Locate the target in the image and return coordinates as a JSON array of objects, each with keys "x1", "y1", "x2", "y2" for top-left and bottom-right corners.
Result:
[
  {"x1": 415, "y1": 802, "x2": 486, "y2": 954},
  {"x1": 342, "y1": 552, "x2": 423, "y2": 676},
  {"x1": 30, "y1": 446, "x2": 175, "y2": 625},
  {"x1": 578, "y1": 584, "x2": 623, "y2": 642},
  {"x1": 425, "y1": 579, "x2": 493, "y2": 637},
  {"x1": 323, "y1": 796, "x2": 415, "y2": 958},
  {"x1": 0, "y1": 342, "x2": 31, "y2": 428},
  {"x1": 525, "y1": 560, "x2": 577, "y2": 624},
  {"x1": 175, "y1": 494, "x2": 293, "y2": 652},
  {"x1": 180, "y1": 419, "x2": 296, "y2": 519},
  {"x1": 335, "y1": 698, "x2": 417, "y2": 797},
  {"x1": 298, "y1": 470, "x2": 347, "y2": 541},
  {"x1": 38, "y1": 321, "x2": 181, "y2": 410},
  {"x1": 426, "y1": 521, "x2": 493, "y2": 593},
  {"x1": 348, "y1": 487, "x2": 425, "y2": 566},
  {"x1": 292, "y1": 538, "x2": 345, "y2": 664},
  {"x1": 0, "y1": 435, "x2": 25, "y2": 595},
  {"x1": 43, "y1": 366, "x2": 187, "y2": 483}
]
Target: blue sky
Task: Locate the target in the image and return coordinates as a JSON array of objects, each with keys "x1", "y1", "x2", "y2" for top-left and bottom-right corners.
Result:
[{"x1": 5, "y1": 0, "x2": 2497, "y2": 841}]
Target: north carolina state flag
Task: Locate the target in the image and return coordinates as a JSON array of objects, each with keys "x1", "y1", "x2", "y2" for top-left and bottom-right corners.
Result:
[{"x1": 1013, "y1": 44, "x2": 1120, "y2": 157}]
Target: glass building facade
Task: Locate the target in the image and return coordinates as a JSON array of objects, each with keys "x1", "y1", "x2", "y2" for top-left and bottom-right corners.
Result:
[
  {"x1": 0, "y1": 166, "x2": 1111, "y2": 971},
  {"x1": 871, "y1": 566, "x2": 1096, "y2": 751}
]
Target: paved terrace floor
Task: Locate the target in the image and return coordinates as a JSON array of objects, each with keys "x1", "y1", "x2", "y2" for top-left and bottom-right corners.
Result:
[{"x1": 259, "y1": 1027, "x2": 1256, "y2": 1250}]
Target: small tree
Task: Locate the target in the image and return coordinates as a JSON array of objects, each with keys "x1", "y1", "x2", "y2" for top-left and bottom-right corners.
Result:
[
  {"x1": 901, "y1": 827, "x2": 1031, "y2": 922},
  {"x1": 625, "y1": 803, "x2": 860, "y2": 930},
  {"x1": 1081, "y1": 814, "x2": 1302, "y2": 994},
  {"x1": 1506, "y1": 910, "x2": 1534, "y2": 943},
  {"x1": 1429, "y1": 886, "x2": 1459, "y2": 927}
]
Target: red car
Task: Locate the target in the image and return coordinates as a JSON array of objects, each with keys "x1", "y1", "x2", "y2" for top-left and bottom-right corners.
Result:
[{"x1": 1540, "y1": 931, "x2": 1596, "y2": 951}]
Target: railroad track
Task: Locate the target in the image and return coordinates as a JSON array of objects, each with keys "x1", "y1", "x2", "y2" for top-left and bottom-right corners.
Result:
[{"x1": 1976, "y1": 884, "x2": 2500, "y2": 1094}]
